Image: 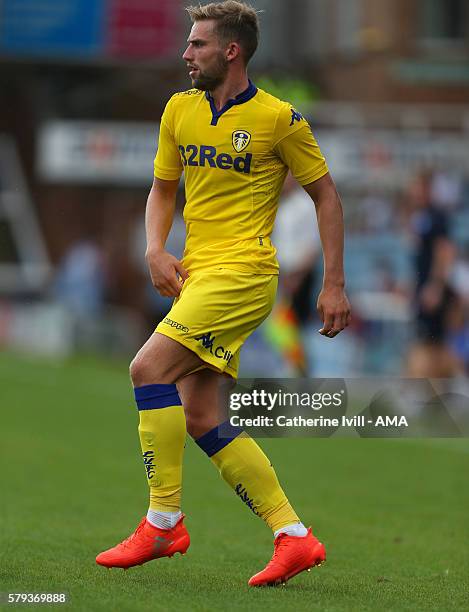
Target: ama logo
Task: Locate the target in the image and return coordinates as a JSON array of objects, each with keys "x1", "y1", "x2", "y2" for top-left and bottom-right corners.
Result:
[{"x1": 232, "y1": 130, "x2": 251, "y2": 153}]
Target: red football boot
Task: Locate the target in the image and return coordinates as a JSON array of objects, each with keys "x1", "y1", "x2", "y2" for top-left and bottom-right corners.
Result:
[
  {"x1": 248, "y1": 528, "x2": 326, "y2": 587},
  {"x1": 96, "y1": 515, "x2": 190, "y2": 569}
]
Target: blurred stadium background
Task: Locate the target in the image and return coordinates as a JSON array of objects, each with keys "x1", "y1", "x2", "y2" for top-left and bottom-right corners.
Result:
[
  {"x1": 1, "y1": 3, "x2": 468, "y2": 609},
  {"x1": 0, "y1": 0, "x2": 468, "y2": 378}
]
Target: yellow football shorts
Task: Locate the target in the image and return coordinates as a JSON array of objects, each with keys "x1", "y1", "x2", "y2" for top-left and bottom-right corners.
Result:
[{"x1": 156, "y1": 268, "x2": 278, "y2": 378}]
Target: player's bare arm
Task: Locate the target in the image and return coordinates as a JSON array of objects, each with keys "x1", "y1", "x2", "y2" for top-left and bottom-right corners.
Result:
[
  {"x1": 145, "y1": 177, "x2": 189, "y2": 297},
  {"x1": 303, "y1": 173, "x2": 351, "y2": 338}
]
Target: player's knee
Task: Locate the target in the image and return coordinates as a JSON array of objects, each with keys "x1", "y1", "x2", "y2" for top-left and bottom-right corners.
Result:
[
  {"x1": 129, "y1": 355, "x2": 146, "y2": 386},
  {"x1": 129, "y1": 350, "x2": 175, "y2": 386},
  {"x1": 129, "y1": 353, "x2": 160, "y2": 387}
]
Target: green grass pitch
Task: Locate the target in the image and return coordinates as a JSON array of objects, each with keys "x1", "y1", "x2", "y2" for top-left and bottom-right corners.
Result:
[{"x1": 1, "y1": 352, "x2": 468, "y2": 611}]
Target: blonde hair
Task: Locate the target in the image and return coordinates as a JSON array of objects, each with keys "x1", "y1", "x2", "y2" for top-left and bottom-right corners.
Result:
[{"x1": 186, "y1": 1, "x2": 260, "y2": 64}]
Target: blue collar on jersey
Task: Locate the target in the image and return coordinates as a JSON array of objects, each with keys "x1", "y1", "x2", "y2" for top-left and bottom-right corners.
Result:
[{"x1": 205, "y1": 79, "x2": 257, "y2": 126}]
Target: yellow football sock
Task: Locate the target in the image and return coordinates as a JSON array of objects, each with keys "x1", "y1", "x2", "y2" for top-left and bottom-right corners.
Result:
[
  {"x1": 134, "y1": 384, "x2": 186, "y2": 512},
  {"x1": 196, "y1": 425, "x2": 299, "y2": 532}
]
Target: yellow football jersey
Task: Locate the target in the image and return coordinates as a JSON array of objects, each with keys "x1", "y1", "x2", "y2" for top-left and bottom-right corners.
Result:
[{"x1": 154, "y1": 81, "x2": 328, "y2": 274}]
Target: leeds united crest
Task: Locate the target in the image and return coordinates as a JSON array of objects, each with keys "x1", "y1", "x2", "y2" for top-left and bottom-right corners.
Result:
[{"x1": 232, "y1": 130, "x2": 251, "y2": 153}]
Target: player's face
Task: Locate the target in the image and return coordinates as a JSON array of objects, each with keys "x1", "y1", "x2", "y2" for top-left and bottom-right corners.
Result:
[{"x1": 182, "y1": 20, "x2": 229, "y2": 91}]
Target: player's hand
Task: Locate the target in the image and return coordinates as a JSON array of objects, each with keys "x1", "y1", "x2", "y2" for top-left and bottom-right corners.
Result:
[
  {"x1": 145, "y1": 248, "x2": 189, "y2": 297},
  {"x1": 317, "y1": 285, "x2": 351, "y2": 338}
]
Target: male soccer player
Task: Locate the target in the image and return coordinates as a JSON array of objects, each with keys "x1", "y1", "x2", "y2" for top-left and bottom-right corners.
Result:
[{"x1": 96, "y1": 0, "x2": 351, "y2": 586}]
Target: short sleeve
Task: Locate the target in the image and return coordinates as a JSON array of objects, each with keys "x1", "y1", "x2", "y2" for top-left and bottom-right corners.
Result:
[
  {"x1": 153, "y1": 99, "x2": 183, "y2": 180},
  {"x1": 273, "y1": 105, "x2": 328, "y2": 186}
]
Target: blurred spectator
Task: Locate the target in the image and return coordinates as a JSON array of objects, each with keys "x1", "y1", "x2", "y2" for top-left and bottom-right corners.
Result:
[
  {"x1": 372, "y1": 257, "x2": 406, "y2": 294},
  {"x1": 361, "y1": 192, "x2": 394, "y2": 234},
  {"x1": 430, "y1": 170, "x2": 464, "y2": 211},
  {"x1": 448, "y1": 245, "x2": 469, "y2": 373},
  {"x1": 266, "y1": 174, "x2": 321, "y2": 375},
  {"x1": 274, "y1": 174, "x2": 321, "y2": 324},
  {"x1": 52, "y1": 239, "x2": 106, "y2": 318},
  {"x1": 405, "y1": 172, "x2": 463, "y2": 377}
]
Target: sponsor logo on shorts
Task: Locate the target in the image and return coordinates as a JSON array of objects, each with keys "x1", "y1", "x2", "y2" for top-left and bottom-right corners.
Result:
[
  {"x1": 235, "y1": 483, "x2": 259, "y2": 515},
  {"x1": 142, "y1": 450, "x2": 156, "y2": 480},
  {"x1": 163, "y1": 317, "x2": 189, "y2": 333},
  {"x1": 195, "y1": 331, "x2": 233, "y2": 364}
]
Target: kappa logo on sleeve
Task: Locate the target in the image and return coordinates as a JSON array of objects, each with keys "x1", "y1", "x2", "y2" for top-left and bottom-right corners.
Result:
[{"x1": 289, "y1": 108, "x2": 304, "y2": 126}]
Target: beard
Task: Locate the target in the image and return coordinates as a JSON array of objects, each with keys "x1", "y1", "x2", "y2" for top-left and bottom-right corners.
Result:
[{"x1": 191, "y1": 52, "x2": 228, "y2": 91}]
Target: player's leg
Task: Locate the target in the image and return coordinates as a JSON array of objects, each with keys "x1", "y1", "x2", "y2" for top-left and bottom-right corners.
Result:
[
  {"x1": 96, "y1": 333, "x2": 202, "y2": 569},
  {"x1": 130, "y1": 333, "x2": 202, "y2": 522},
  {"x1": 177, "y1": 368, "x2": 326, "y2": 586},
  {"x1": 179, "y1": 368, "x2": 303, "y2": 531}
]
